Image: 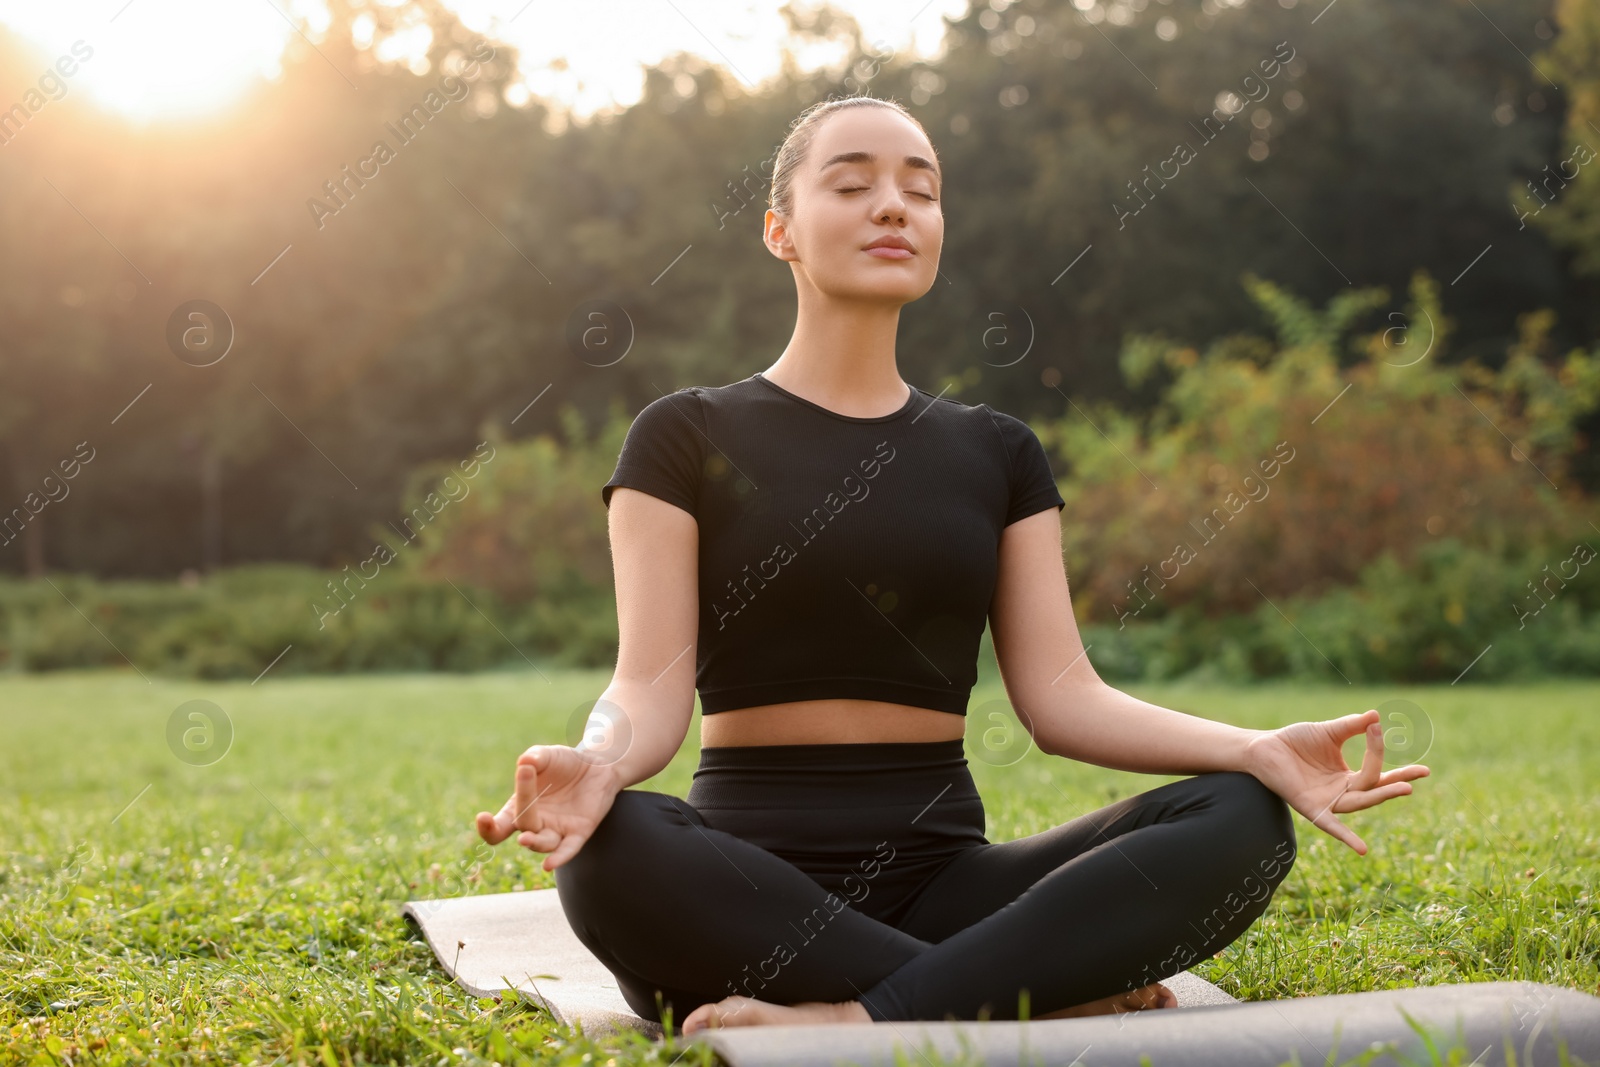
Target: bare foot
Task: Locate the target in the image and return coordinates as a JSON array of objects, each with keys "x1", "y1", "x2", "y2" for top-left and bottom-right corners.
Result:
[
  {"x1": 1034, "y1": 981, "x2": 1179, "y2": 1019},
  {"x1": 680, "y1": 995, "x2": 871, "y2": 1035}
]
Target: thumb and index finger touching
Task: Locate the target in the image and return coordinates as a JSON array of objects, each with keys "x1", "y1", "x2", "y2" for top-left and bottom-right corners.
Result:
[
  {"x1": 1290, "y1": 710, "x2": 1377, "y2": 857},
  {"x1": 1312, "y1": 708, "x2": 1434, "y2": 855},
  {"x1": 1339, "y1": 707, "x2": 1434, "y2": 793},
  {"x1": 1307, "y1": 714, "x2": 1369, "y2": 854}
]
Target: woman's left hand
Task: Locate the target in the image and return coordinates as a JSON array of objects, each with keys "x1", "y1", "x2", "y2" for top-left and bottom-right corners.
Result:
[{"x1": 1242, "y1": 709, "x2": 1430, "y2": 855}]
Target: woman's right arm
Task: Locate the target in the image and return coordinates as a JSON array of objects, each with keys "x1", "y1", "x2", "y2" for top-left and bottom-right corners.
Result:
[
  {"x1": 586, "y1": 485, "x2": 700, "y2": 791},
  {"x1": 475, "y1": 485, "x2": 699, "y2": 867}
]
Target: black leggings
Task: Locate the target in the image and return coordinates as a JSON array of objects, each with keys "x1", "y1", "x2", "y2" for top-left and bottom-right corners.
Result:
[{"x1": 554, "y1": 738, "x2": 1296, "y2": 1030}]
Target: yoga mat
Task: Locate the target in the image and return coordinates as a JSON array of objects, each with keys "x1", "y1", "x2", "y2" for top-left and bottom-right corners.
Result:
[
  {"x1": 403, "y1": 888, "x2": 656, "y2": 1038},
  {"x1": 404, "y1": 889, "x2": 1600, "y2": 1065},
  {"x1": 401, "y1": 887, "x2": 1235, "y2": 1039},
  {"x1": 692, "y1": 981, "x2": 1600, "y2": 1067}
]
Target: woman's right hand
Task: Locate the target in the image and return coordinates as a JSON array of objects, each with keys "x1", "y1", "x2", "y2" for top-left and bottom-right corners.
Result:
[{"x1": 474, "y1": 745, "x2": 620, "y2": 872}]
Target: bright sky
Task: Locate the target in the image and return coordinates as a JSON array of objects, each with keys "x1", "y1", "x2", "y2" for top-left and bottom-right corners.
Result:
[{"x1": 0, "y1": 0, "x2": 970, "y2": 124}]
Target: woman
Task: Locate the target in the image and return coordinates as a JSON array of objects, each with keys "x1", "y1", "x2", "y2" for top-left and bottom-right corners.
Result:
[{"x1": 475, "y1": 96, "x2": 1429, "y2": 1035}]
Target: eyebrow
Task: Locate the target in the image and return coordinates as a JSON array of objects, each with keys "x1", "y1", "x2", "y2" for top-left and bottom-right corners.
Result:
[{"x1": 819, "y1": 150, "x2": 941, "y2": 182}]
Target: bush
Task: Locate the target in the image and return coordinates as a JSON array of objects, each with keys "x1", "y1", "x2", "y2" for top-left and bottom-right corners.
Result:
[
  {"x1": 0, "y1": 401, "x2": 640, "y2": 680},
  {"x1": 0, "y1": 563, "x2": 617, "y2": 679},
  {"x1": 1050, "y1": 271, "x2": 1600, "y2": 624},
  {"x1": 381, "y1": 404, "x2": 622, "y2": 609},
  {"x1": 8, "y1": 273, "x2": 1598, "y2": 682},
  {"x1": 1084, "y1": 537, "x2": 1600, "y2": 683}
]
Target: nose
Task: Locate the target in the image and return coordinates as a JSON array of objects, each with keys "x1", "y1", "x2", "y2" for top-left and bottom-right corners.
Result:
[{"x1": 872, "y1": 188, "x2": 909, "y2": 225}]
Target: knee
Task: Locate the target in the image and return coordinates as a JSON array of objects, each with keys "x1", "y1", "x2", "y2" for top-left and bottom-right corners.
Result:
[
  {"x1": 1206, "y1": 771, "x2": 1297, "y2": 888},
  {"x1": 555, "y1": 789, "x2": 675, "y2": 898}
]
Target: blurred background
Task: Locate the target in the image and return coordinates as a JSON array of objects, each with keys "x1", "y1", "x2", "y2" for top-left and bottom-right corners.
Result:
[
  {"x1": 4, "y1": 6, "x2": 1599, "y2": 1061},
  {"x1": 1, "y1": 0, "x2": 1597, "y2": 684}
]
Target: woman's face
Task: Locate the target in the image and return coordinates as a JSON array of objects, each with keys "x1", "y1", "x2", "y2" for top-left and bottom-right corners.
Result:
[{"x1": 765, "y1": 107, "x2": 943, "y2": 305}]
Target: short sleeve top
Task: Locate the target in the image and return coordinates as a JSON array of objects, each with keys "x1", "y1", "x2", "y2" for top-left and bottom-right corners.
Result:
[{"x1": 602, "y1": 372, "x2": 1065, "y2": 715}]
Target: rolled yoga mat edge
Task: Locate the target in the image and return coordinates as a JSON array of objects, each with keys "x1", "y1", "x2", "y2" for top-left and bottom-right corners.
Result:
[{"x1": 689, "y1": 980, "x2": 1600, "y2": 1067}]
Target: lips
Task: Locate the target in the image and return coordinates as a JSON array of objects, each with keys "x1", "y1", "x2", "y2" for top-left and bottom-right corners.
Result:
[
  {"x1": 863, "y1": 236, "x2": 914, "y2": 252},
  {"x1": 863, "y1": 235, "x2": 915, "y2": 259}
]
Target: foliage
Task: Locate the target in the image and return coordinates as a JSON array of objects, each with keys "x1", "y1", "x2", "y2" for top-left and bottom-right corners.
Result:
[
  {"x1": 0, "y1": 0, "x2": 1593, "y2": 579},
  {"x1": 384, "y1": 404, "x2": 621, "y2": 610},
  {"x1": 1085, "y1": 537, "x2": 1600, "y2": 684},
  {"x1": 1530, "y1": 0, "x2": 1600, "y2": 277},
  {"x1": 1048, "y1": 270, "x2": 1600, "y2": 629},
  {"x1": 0, "y1": 562, "x2": 619, "y2": 680},
  {"x1": 10, "y1": 273, "x2": 1600, "y2": 682}
]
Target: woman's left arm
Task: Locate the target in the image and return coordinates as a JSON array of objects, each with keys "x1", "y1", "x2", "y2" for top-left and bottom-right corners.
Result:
[{"x1": 991, "y1": 508, "x2": 1429, "y2": 854}]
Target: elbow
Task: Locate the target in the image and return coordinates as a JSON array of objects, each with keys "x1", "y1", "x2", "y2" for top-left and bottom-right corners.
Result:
[
  {"x1": 1013, "y1": 680, "x2": 1114, "y2": 762},
  {"x1": 1031, "y1": 727, "x2": 1072, "y2": 761},
  {"x1": 1010, "y1": 694, "x2": 1063, "y2": 760},
  {"x1": 1029, "y1": 734, "x2": 1061, "y2": 761}
]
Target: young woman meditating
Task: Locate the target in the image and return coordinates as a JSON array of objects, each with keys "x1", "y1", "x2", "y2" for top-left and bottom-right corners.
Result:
[{"x1": 475, "y1": 95, "x2": 1430, "y2": 1035}]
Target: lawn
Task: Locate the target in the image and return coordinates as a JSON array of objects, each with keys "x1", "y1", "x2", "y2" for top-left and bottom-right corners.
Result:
[{"x1": 2, "y1": 670, "x2": 1596, "y2": 1066}]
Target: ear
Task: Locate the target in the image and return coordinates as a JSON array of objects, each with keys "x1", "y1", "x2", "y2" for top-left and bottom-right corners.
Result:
[{"x1": 764, "y1": 208, "x2": 798, "y2": 263}]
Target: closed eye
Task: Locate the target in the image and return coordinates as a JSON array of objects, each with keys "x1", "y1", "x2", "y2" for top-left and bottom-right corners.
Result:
[{"x1": 837, "y1": 187, "x2": 938, "y2": 201}]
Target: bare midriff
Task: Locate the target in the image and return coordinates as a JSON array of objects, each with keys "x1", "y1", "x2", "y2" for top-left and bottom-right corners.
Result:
[{"x1": 699, "y1": 698, "x2": 966, "y2": 747}]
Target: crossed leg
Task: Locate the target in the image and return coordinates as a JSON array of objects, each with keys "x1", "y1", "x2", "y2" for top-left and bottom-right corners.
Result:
[
  {"x1": 554, "y1": 770, "x2": 1296, "y2": 1031},
  {"x1": 553, "y1": 789, "x2": 930, "y2": 1031},
  {"x1": 849, "y1": 769, "x2": 1298, "y2": 1021}
]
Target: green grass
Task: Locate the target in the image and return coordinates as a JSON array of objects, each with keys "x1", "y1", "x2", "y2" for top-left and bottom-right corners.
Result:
[{"x1": 2, "y1": 671, "x2": 1597, "y2": 1066}]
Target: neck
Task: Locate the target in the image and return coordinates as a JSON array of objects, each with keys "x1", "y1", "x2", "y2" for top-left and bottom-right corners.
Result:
[{"x1": 765, "y1": 287, "x2": 907, "y2": 411}]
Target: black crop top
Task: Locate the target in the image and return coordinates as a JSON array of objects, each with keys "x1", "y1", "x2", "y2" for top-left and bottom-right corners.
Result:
[{"x1": 601, "y1": 372, "x2": 1066, "y2": 715}]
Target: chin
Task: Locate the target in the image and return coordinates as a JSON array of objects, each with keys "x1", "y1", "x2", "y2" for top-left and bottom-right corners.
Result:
[
  {"x1": 843, "y1": 272, "x2": 936, "y2": 304},
  {"x1": 803, "y1": 262, "x2": 934, "y2": 303},
  {"x1": 829, "y1": 285, "x2": 927, "y2": 305}
]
